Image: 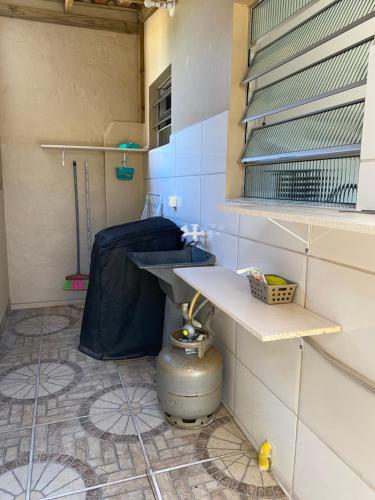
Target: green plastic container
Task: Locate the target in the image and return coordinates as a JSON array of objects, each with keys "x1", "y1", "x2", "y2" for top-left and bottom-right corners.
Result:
[
  {"x1": 117, "y1": 142, "x2": 142, "y2": 149},
  {"x1": 116, "y1": 166, "x2": 134, "y2": 181}
]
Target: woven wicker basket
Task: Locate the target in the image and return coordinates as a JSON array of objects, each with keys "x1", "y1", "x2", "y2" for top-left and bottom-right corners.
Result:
[{"x1": 248, "y1": 275, "x2": 298, "y2": 305}]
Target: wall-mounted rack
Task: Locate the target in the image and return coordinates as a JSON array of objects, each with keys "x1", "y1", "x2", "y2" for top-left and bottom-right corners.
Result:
[
  {"x1": 40, "y1": 144, "x2": 149, "y2": 153},
  {"x1": 40, "y1": 144, "x2": 149, "y2": 167}
]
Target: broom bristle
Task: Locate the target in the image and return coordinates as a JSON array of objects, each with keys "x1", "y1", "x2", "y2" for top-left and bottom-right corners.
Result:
[{"x1": 64, "y1": 279, "x2": 89, "y2": 291}]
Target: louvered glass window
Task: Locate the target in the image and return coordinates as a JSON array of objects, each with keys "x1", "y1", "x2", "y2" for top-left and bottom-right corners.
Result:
[
  {"x1": 153, "y1": 76, "x2": 172, "y2": 147},
  {"x1": 244, "y1": 41, "x2": 371, "y2": 122},
  {"x1": 251, "y1": 0, "x2": 311, "y2": 42},
  {"x1": 245, "y1": 158, "x2": 360, "y2": 206},
  {"x1": 246, "y1": 0, "x2": 375, "y2": 82},
  {"x1": 242, "y1": 0, "x2": 374, "y2": 207},
  {"x1": 243, "y1": 103, "x2": 364, "y2": 163}
]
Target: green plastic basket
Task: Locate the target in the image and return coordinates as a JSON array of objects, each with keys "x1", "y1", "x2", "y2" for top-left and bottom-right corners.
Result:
[{"x1": 116, "y1": 166, "x2": 134, "y2": 181}]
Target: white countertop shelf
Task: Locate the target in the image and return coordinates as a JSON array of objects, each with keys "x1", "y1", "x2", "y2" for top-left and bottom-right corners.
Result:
[
  {"x1": 41, "y1": 144, "x2": 148, "y2": 153},
  {"x1": 220, "y1": 199, "x2": 375, "y2": 235},
  {"x1": 175, "y1": 266, "x2": 341, "y2": 342}
]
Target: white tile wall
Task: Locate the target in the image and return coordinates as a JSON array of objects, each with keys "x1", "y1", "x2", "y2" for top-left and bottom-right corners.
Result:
[
  {"x1": 174, "y1": 175, "x2": 201, "y2": 223},
  {"x1": 239, "y1": 216, "x2": 308, "y2": 253},
  {"x1": 300, "y1": 343, "x2": 375, "y2": 489},
  {"x1": 174, "y1": 218, "x2": 190, "y2": 230},
  {"x1": 236, "y1": 325, "x2": 301, "y2": 413},
  {"x1": 144, "y1": 177, "x2": 176, "y2": 220},
  {"x1": 234, "y1": 361, "x2": 297, "y2": 493},
  {"x1": 146, "y1": 136, "x2": 176, "y2": 179},
  {"x1": 175, "y1": 122, "x2": 201, "y2": 177},
  {"x1": 306, "y1": 258, "x2": 375, "y2": 381},
  {"x1": 294, "y1": 422, "x2": 375, "y2": 500},
  {"x1": 206, "y1": 307, "x2": 236, "y2": 355},
  {"x1": 311, "y1": 224, "x2": 375, "y2": 273},
  {"x1": 145, "y1": 110, "x2": 375, "y2": 499},
  {"x1": 201, "y1": 111, "x2": 228, "y2": 174},
  {"x1": 213, "y1": 336, "x2": 235, "y2": 412},
  {"x1": 198, "y1": 305, "x2": 236, "y2": 411},
  {"x1": 237, "y1": 237, "x2": 307, "y2": 306},
  {"x1": 204, "y1": 230, "x2": 238, "y2": 271},
  {"x1": 201, "y1": 173, "x2": 239, "y2": 235}
]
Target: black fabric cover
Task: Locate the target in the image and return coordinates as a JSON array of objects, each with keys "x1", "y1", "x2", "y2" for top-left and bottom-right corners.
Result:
[{"x1": 79, "y1": 217, "x2": 183, "y2": 360}]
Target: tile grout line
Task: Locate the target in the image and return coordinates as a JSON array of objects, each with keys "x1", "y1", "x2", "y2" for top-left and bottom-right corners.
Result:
[
  {"x1": 115, "y1": 363, "x2": 152, "y2": 470},
  {"x1": 114, "y1": 362, "x2": 258, "y2": 498},
  {"x1": 44, "y1": 451, "x2": 248, "y2": 500},
  {"x1": 0, "y1": 407, "x2": 134, "y2": 436},
  {"x1": 147, "y1": 470, "x2": 163, "y2": 500},
  {"x1": 297, "y1": 415, "x2": 375, "y2": 493},
  {"x1": 236, "y1": 357, "x2": 298, "y2": 416},
  {"x1": 291, "y1": 340, "x2": 304, "y2": 500},
  {"x1": 115, "y1": 363, "x2": 164, "y2": 499},
  {"x1": 24, "y1": 331, "x2": 159, "y2": 499},
  {"x1": 232, "y1": 413, "x2": 290, "y2": 497},
  {"x1": 25, "y1": 314, "x2": 45, "y2": 500},
  {"x1": 43, "y1": 473, "x2": 148, "y2": 500},
  {"x1": 152, "y1": 450, "x2": 246, "y2": 476}
]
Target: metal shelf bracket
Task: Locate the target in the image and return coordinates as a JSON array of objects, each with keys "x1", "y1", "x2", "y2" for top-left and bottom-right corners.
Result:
[
  {"x1": 267, "y1": 218, "x2": 314, "y2": 253},
  {"x1": 267, "y1": 218, "x2": 334, "y2": 254}
]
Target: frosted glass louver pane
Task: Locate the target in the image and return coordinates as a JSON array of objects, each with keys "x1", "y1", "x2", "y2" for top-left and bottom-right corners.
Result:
[
  {"x1": 244, "y1": 41, "x2": 371, "y2": 122},
  {"x1": 242, "y1": 103, "x2": 364, "y2": 162},
  {"x1": 244, "y1": 158, "x2": 359, "y2": 206},
  {"x1": 246, "y1": 0, "x2": 375, "y2": 82},
  {"x1": 251, "y1": 0, "x2": 312, "y2": 42}
]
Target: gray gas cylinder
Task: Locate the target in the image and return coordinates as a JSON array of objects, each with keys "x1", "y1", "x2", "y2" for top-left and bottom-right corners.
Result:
[{"x1": 157, "y1": 327, "x2": 223, "y2": 429}]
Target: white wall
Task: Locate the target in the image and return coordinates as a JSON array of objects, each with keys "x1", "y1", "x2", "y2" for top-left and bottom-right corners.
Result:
[
  {"x1": 144, "y1": 0, "x2": 239, "y2": 138},
  {"x1": 144, "y1": 3, "x2": 375, "y2": 495},
  {"x1": 0, "y1": 188, "x2": 9, "y2": 324},
  {"x1": 144, "y1": 110, "x2": 375, "y2": 499},
  {"x1": 0, "y1": 17, "x2": 142, "y2": 308}
]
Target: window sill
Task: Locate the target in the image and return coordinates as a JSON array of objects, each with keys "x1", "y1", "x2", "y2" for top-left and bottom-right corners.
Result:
[{"x1": 219, "y1": 198, "x2": 375, "y2": 235}]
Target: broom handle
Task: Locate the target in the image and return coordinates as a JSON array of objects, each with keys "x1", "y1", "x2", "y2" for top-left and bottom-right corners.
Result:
[
  {"x1": 73, "y1": 161, "x2": 81, "y2": 274},
  {"x1": 84, "y1": 161, "x2": 92, "y2": 263}
]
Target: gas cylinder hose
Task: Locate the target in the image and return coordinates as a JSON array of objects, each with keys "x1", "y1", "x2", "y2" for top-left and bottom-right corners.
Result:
[
  {"x1": 202, "y1": 305, "x2": 215, "y2": 328},
  {"x1": 191, "y1": 299, "x2": 210, "y2": 320},
  {"x1": 188, "y1": 292, "x2": 201, "y2": 321}
]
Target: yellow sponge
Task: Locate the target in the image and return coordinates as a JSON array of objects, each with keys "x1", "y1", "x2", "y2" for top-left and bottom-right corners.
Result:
[
  {"x1": 265, "y1": 275, "x2": 287, "y2": 286},
  {"x1": 258, "y1": 440, "x2": 272, "y2": 471}
]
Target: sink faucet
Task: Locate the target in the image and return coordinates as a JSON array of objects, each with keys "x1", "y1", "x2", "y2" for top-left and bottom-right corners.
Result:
[{"x1": 181, "y1": 224, "x2": 206, "y2": 244}]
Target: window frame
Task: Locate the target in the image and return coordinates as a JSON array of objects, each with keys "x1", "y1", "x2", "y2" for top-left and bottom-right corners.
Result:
[
  {"x1": 149, "y1": 66, "x2": 172, "y2": 149},
  {"x1": 241, "y1": 0, "x2": 375, "y2": 207}
]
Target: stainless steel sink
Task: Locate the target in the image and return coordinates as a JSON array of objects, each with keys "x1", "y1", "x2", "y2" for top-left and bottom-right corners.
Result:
[{"x1": 127, "y1": 246, "x2": 216, "y2": 304}]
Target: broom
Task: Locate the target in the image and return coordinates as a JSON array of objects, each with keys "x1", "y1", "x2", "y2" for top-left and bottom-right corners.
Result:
[{"x1": 64, "y1": 160, "x2": 89, "y2": 291}]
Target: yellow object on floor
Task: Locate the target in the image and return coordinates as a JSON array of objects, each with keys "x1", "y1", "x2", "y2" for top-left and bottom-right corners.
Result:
[{"x1": 258, "y1": 440, "x2": 272, "y2": 471}]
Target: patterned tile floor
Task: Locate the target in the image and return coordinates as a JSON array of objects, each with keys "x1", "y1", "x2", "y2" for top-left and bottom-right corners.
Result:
[{"x1": 0, "y1": 306, "x2": 287, "y2": 500}]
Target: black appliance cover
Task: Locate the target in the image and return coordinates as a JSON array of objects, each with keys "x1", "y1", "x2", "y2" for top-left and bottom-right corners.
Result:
[{"x1": 79, "y1": 217, "x2": 183, "y2": 359}]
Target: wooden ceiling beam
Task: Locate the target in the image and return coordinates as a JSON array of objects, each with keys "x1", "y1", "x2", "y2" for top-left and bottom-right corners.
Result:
[
  {"x1": 138, "y1": 5, "x2": 157, "y2": 23},
  {"x1": 114, "y1": 0, "x2": 133, "y2": 6},
  {"x1": 0, "y1": 3, "x2": 139, "y2": 34},
  {"x1": 65, "y1": 0, "x2": 74, "y2": 12}
]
